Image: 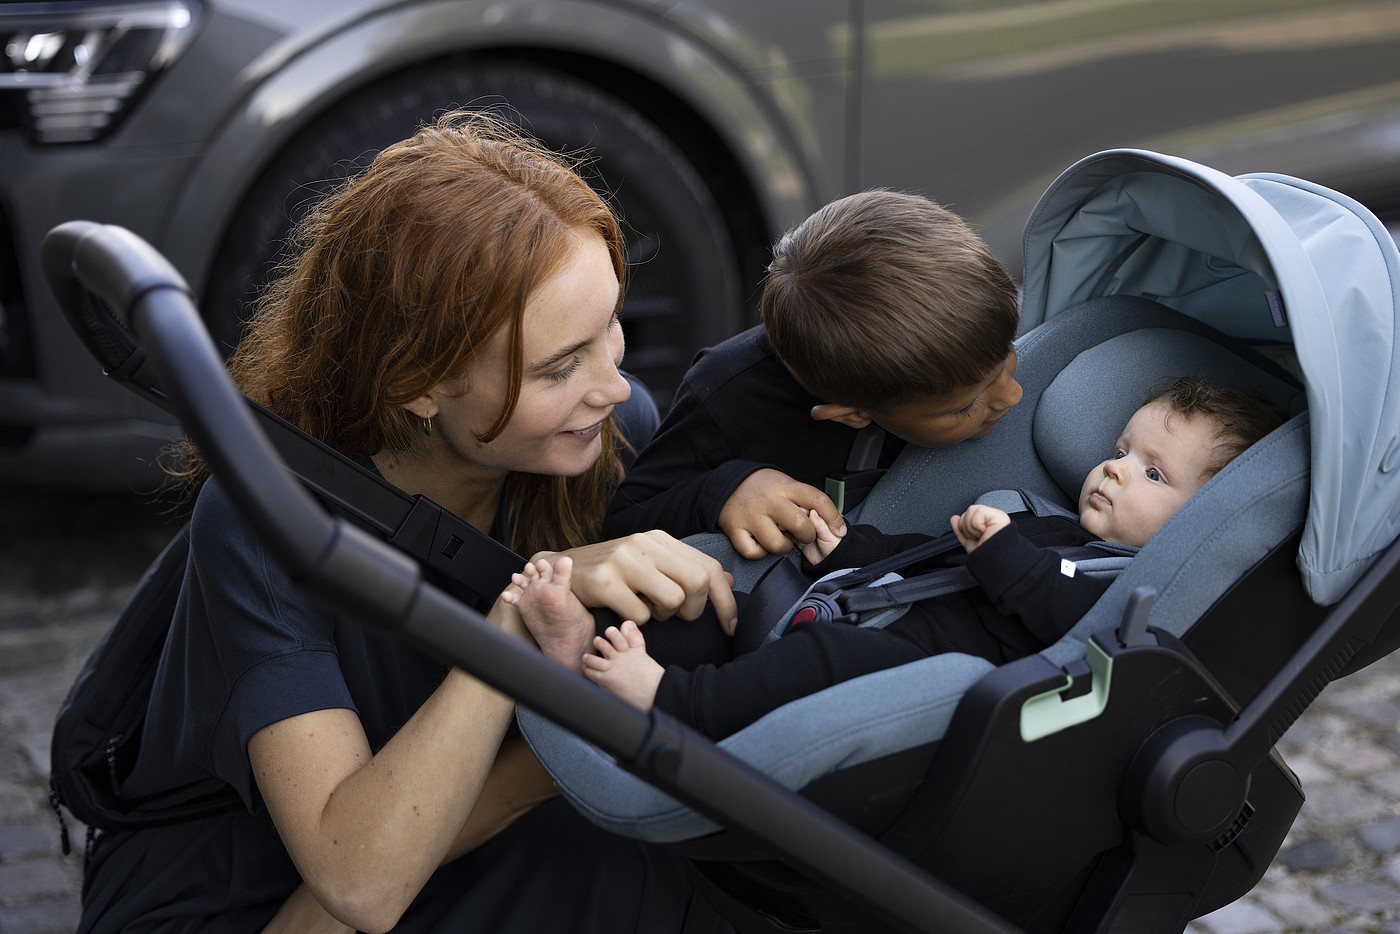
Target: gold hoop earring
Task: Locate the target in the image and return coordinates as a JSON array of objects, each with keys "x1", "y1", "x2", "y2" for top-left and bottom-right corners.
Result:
[{"x1": 422, "y1": 415, "x2": 434, "y2": 438}]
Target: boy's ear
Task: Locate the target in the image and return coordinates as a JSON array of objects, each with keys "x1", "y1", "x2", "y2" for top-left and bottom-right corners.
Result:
[{"x1": 811, "y1": 403, "x2": 873, "y2": 430}]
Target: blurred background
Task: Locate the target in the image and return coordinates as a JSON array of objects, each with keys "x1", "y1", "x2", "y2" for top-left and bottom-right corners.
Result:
[
  {"x1": 4, "y1": 2, "x2": 1400, "y2": 932},
  {"x1": 4, "y1": 0, "x2": 1400, "y2": 492}
]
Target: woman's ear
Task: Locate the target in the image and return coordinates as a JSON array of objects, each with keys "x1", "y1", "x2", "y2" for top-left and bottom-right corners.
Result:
[
  {"x1": 810, "y1": 403, "x2": 873, "y2": 429},
  {"x1": 404, "y1": 393, "x2": 438, "y2": 421}
]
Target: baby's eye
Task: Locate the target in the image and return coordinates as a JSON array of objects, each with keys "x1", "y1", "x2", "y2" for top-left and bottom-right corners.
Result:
[
  {"x1": 1146, "y1": 467, "x2": 1164, "y2": 482},
  {"x1": 1114, "y1": 449, "x2": 1127, "y2": 459}
]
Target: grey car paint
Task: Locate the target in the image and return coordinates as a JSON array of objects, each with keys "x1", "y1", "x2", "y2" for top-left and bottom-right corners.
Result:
[{"x1": 3, "y1": 0, "x2": 1400, "y2": 488}]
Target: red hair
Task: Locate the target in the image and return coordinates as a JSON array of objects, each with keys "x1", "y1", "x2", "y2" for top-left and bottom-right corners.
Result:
[{"x1": 224, "y1": 110, "x2": 627, "y2": 552}]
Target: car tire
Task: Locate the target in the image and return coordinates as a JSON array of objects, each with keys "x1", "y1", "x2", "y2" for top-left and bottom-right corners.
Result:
[{"x1": 204, "y1": 57, "x2": 745, "y2": 404}]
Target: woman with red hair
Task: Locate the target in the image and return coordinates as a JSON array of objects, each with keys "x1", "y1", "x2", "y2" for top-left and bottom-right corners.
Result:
[{"x1": 79, "y1": 111, "x2": 734, "y2": 934}]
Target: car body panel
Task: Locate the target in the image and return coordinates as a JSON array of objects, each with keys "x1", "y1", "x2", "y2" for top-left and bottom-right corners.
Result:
[
  {"x1": 857, "y1": 0, "x2": 1400, "y2": 256},
  {"x1": 4, "y1": 0, "x2": 1400, "y2": 488},
  {"x1": 156, "y1": 0, "x2": 829, "y2": 287}
]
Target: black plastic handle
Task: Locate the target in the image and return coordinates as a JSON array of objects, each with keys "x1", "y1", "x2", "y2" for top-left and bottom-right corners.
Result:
[{"x1": 43, "y1": 220, "x2": 333, "y2": 577}]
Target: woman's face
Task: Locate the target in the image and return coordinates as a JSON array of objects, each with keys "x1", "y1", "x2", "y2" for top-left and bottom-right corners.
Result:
[{"x1": 427, "y1": 229, "x2": 631, "y2": 479}]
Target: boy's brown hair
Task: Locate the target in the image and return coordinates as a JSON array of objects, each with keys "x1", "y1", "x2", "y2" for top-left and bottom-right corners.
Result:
[
  {"x1": 1147, "y1": 377, "x2": 1289, "y2": 480},
  {"x1": 760, "y1": 189, "x2": 1020, "y2": 410}
]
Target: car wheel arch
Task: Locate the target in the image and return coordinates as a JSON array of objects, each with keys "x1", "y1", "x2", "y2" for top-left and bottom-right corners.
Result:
[{"x1": 158, "y1": 7, "x2": 814, "y2": 297}]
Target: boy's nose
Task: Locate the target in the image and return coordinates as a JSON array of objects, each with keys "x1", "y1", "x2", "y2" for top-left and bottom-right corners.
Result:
[
  {"x1": 990, "y1": 372, "x2": 1023, "y2": 412},
  {"x1": 986, "y1": 353, "x2": 1023, "y2": 412}
]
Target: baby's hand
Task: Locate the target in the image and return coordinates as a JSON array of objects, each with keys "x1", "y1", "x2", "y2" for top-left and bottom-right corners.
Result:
[
  {"x1": 951, "y1": 504, "x2": 1011, "y2": 553},
  {"x1": 798, "y1": 509, "x2": 846, "y2": 564}
]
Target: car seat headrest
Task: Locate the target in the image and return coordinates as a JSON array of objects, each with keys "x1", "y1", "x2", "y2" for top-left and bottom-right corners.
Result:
[{"x1": 1032, "y1": 328, "x2": 1305, "y2": 503}]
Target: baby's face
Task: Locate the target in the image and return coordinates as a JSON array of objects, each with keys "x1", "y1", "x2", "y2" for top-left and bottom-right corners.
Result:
[{"x1": 1077, "y1": 401, "x2": 1219, "y2": 548}]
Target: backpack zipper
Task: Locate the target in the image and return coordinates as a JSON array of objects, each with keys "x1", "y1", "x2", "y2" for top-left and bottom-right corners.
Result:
[
  {"x1": 48, "y1": 778, "x2": 71, "y2": 856},
  {"x1": 105, "y1": 732, "x2": 124, "y2": 797}
]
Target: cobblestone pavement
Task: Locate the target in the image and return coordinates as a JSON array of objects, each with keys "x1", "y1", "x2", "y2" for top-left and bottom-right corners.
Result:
[{"x1": 2, "y1": 485, "x2": 1399, "y2": 933}]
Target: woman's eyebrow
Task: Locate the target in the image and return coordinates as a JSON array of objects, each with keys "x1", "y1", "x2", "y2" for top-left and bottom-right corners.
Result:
[
  {"x1": 530, "y1": 338, "x2": 590, "y2": 373},
  {"x1": 529, "y1": 285, "x2": 623, "y2": 373}
]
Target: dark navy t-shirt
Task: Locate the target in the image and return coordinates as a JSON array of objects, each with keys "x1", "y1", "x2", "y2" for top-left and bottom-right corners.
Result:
[{"x1": 80, "y1": 477, "x2": 696, "y2": 933}]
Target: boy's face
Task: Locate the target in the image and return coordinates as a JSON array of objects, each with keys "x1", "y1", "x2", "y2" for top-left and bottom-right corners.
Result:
[
  {"x1": 1077, "y1": 401, "x2": 1220, "y2": 548},
  {"x1": 867, "y1": 350, "x2": 1023, "y2": 448}
]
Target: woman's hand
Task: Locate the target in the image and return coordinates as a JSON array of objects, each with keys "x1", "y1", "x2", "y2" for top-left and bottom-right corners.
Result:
[{"x1": 536, "y1": 530, "x2": 738, "y2": 635}]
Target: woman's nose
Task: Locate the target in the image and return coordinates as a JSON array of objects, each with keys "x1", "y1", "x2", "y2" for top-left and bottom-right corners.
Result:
[{"x1": 587, "y1": 361, "x2": 632, "y2": 409}]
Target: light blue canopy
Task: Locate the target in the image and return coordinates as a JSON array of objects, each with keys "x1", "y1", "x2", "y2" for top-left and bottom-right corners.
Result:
[{"x1": 1018, "y1": 150, "x2": 1400, "y2": 606}]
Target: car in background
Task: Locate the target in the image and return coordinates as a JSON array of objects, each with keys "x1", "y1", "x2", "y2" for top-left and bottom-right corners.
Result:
[{"x1": 4, "y1": 0, "x2": 1400, "y2": 489}]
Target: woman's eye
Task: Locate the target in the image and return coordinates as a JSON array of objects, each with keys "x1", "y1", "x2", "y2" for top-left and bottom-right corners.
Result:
[
  {"x1": 1146, "y1": 467, "x2": 1164, "y2": 482},
  {"x1": 547, "y1": 357, "x2": 581, "y2": 383}
]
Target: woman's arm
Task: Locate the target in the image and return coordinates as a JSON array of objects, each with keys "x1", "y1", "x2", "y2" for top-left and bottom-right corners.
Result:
[
  {"x1": 537, "y1": 529, "x2": 738, "y2": 635},
  {"x1": 248, "y1": 601, "x2": 542, "y2": 933},
  {"x1": 260, "y1": 884, "x2": 354, "y2": 934},
  {"x1": 258, "y1": 735, "x2": 555, "y2": 934}
]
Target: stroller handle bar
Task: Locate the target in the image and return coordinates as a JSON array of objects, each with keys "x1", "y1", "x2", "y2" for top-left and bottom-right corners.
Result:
[{"x1": 41, "y1": 220, "x2": 1024, "y2": 934}]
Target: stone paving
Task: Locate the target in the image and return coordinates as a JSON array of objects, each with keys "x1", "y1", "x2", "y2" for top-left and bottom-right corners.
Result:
[{"x1": 2, "y1": 484, "x2": 1399, "y2": 933}]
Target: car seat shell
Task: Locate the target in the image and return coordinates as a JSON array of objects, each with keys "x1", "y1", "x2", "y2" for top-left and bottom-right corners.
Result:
[{"x1": 517, "y1": 150, "x2": 1400, "y2": 933}]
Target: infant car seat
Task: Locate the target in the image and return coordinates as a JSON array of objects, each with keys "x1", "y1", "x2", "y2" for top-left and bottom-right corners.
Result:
[{"x1": 517, "y1": 150, "x2": 1400, "y2": 934}]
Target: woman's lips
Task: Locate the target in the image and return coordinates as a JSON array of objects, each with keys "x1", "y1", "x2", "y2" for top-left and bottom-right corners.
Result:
[{"x1": 564, "y1": 419, "x2": 605, "y2": 440}]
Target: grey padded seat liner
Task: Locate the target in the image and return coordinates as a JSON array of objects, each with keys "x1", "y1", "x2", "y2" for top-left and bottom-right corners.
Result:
[{"x1": 519, "y1": 295, "x2": 1308, "y2": 843}]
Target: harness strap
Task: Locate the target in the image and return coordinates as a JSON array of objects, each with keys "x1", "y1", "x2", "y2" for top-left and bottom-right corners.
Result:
[{"x1": 787, "y1": 543, "x2": 1116, "y2": 630}]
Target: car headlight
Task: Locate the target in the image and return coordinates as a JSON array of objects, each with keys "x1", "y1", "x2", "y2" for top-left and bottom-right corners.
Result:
[{"x1": 0, "y1": 1, "x2": 202, "y2": 144}]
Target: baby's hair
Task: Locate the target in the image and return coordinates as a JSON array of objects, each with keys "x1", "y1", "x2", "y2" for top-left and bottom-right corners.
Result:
[{"x1": 1145, "y1": 377, "x2": 1288, "y2": 480}]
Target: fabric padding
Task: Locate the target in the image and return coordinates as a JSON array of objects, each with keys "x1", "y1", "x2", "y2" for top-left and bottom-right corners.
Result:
[{"x1": 1033, "y1": 328, "x2": 1305, "y2": 502}]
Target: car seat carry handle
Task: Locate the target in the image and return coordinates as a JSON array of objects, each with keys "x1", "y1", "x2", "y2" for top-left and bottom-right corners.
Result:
[
  {"x1": 41, "y1": 220, "x2": 522, "y2": 611},
  {"x1": 1129, "y1": 534, "x2": 1400, "y2": 849},
  {"x1": 825, "y1": 425, "x2": 887, "y2": 513},
  {"x1": 43, "y1": 221, "x2": 1024, "y2": 934}
]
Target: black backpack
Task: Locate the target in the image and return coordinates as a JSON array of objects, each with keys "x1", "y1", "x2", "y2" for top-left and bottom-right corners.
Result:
[
  {"x1": 48, "y1": 526, "x2": 216, "y2": 855},
  {"x1": 46, "y1": 413, "x2": 527, "y2": 857}
]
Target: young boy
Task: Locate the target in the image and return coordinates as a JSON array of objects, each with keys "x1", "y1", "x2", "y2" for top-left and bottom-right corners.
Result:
[
  {"x1": 508, "y1": 378, "x2": 1286, "y2": 739},
  {"x1": 603, "y1": 189, "x2": 1023, "y2": 559}
]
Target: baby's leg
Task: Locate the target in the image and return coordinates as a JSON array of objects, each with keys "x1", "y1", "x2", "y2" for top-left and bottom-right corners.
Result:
[
  {"x1": 582, "y1": 621, "x2": 665, "y2": 711},
  {"x1": 504, "y1": 556, "x2": 596, "y2": 672}
]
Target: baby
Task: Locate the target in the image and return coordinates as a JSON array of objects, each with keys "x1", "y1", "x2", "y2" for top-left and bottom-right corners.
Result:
[{"x1": 504, "y1": 377, "x2": 1286, "y2": 736}]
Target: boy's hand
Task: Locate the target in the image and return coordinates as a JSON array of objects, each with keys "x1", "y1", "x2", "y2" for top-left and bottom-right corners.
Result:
[
  {"x1": 951, "y1": 504, "x2": 1011, "y2": 553},
  {"x1": 798, "y1": 509, "x2": 846, "y2": 565},
  {"x1": 719, "y1": 468, "x2": 847, "y2": 559}
]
